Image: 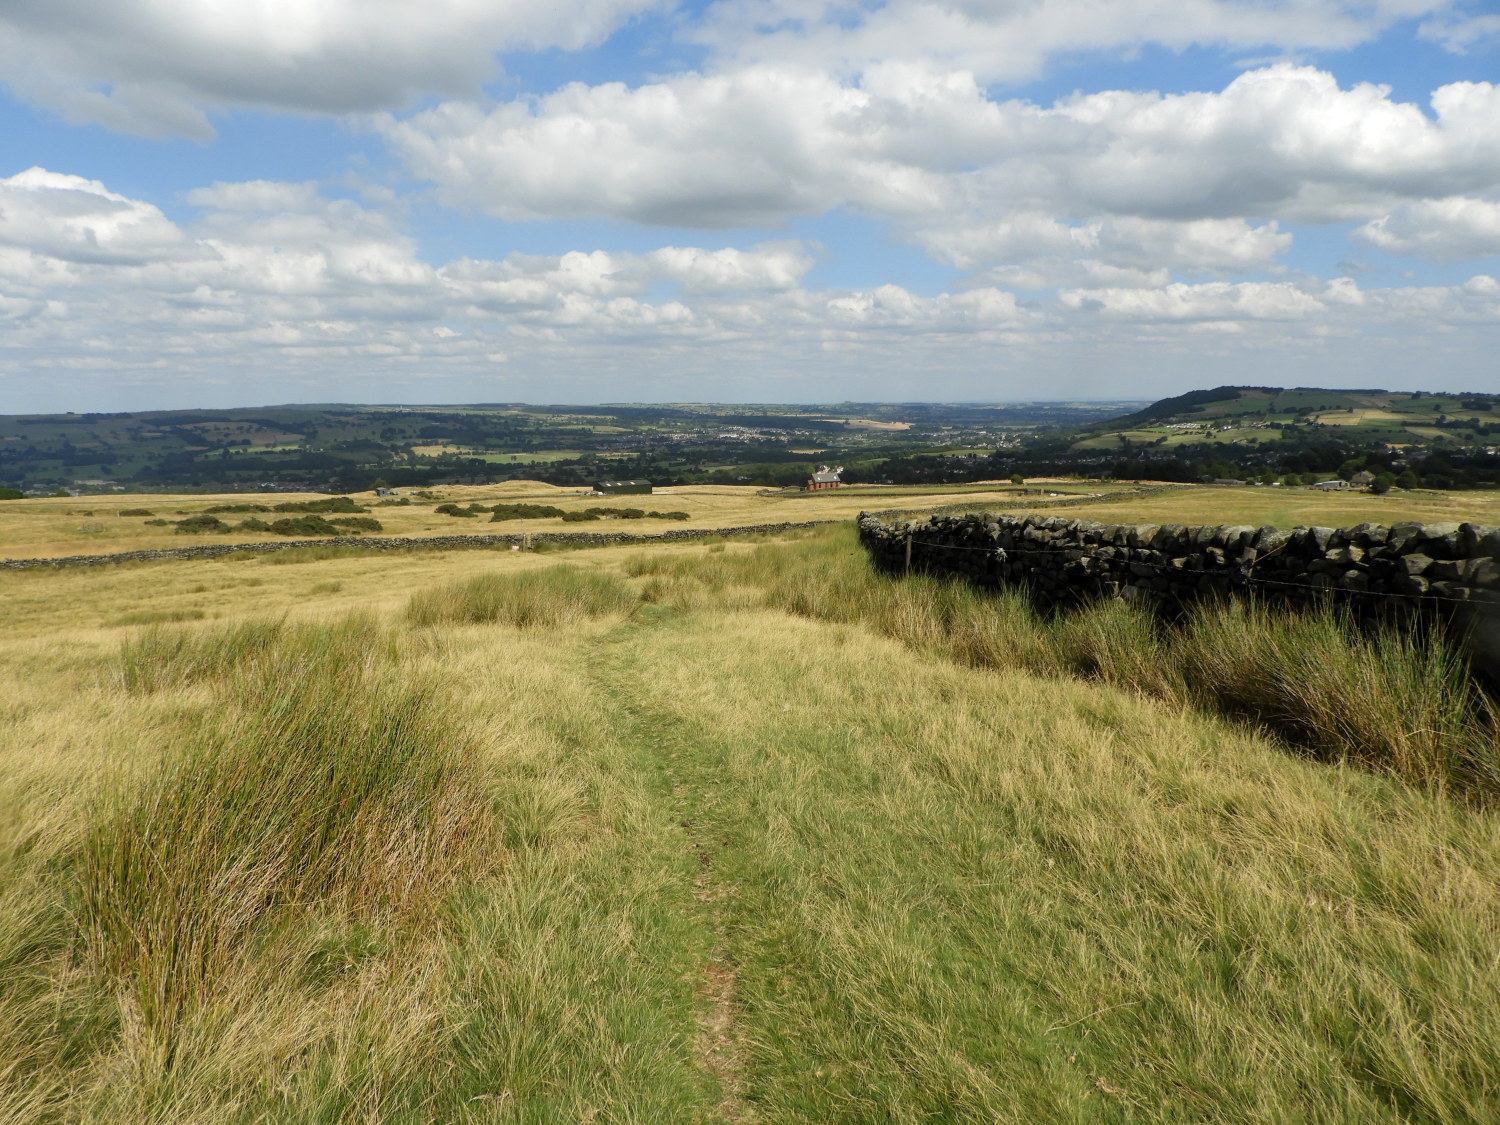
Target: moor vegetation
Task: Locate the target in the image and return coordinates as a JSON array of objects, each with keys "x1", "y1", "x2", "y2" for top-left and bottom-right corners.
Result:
[{"x1": 0, "y1": 525, "x2": 1497, "y2": 1122}]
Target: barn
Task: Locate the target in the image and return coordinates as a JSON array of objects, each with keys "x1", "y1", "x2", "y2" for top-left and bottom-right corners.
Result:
[{"x1": 806, "y1": 465, "x2": 844, "y2": 491}]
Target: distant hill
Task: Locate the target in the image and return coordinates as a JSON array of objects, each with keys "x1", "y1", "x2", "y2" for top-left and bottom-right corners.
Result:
[{"x1": 1079, "y1": 385, "x2": 1500, "y2": 455}]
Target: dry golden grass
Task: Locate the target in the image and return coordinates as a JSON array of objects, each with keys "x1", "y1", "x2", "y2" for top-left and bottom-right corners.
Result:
[
  {"x1": 1026, "y1": 484, "x2": 1500, "y2": 528},
  {"x1": 2, "y1": 528, "x2": 1499, "y2": 1121},
  {"x1": 7, "y1": 480, "x2": 1499, "y2": 562}
]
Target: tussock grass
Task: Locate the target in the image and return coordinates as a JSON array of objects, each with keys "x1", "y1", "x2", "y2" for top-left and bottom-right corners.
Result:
[
  {"x1": 1175, "y1": 599, "x2": 1498, "y2": 793},
  {"x1": 84, "y1": 618, "x2": 494, "y2": 1023},
  {"x1": 406, "y1": 566, "x2": 639, "y2": 627}
]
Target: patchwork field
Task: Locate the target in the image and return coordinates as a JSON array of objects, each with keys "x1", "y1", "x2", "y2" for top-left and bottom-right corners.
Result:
[{"x1": 1, "y1": 525, "x2": 1498, "y2": 1122}]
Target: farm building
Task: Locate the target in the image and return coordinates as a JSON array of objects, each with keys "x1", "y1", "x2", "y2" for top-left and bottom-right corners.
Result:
[
  {"x1": 807, "y1": 465, "x2": 844, "y2": 491},
  {"x1": 593, "y1": 479, "x2": 653, "y2": 496}
]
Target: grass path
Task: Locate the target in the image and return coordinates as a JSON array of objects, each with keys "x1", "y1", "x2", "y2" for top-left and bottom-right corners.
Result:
[{"x1": 579, "y1": 602, "x2": 1500, "y2": 1124}]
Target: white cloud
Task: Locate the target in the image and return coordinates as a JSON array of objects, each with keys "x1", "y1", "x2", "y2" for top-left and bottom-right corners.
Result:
[
  {"x1": 3, "y1": 170, "x2": 1497, "y2": 407},
  {"x1": 1419, "y1": 11, "x2": 1500, "y2": 53},
  {"x1": 1059, "y1": 279, "x2": 1329, "y2": 322},
  {"x1": 0, "y1": 0, "x2": 666, "y2": 137},
  {"x1": 1355, "y1": 197, "x2": 1500, "y2": 258},
  {"x1": 380, "y1": 68, "x2": 902, "y2": 228},
  {"x1": 696, "y1": 0, "x2": 1458, "y2": 84},
  {"x1": 920, "y1": 215, "x2": 1291, "y2": 284},
  {"x1": 0, "y1": 167, "x2": 204, "y2": 266},
  {"x1": 386, "y1": 63, "x2": 1500, "y2": 255}
]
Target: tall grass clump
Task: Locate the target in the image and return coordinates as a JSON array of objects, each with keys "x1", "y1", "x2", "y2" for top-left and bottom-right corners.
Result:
[
  {"x1": 1049, "y1": 596, "x2": 1187, "y2": 701},
  {"x1": 1174, "y1": 599, "x2": 1499, "y2": 795},
  {"x1": 407, "y1": 566, "x2": 638, "y2": 628},
  {"x1": 118, "y1": 616, "x2": 400, "y2": 694},
  {"x1": 83, "y1": 618, "x2": 492, "y2": 1023}
]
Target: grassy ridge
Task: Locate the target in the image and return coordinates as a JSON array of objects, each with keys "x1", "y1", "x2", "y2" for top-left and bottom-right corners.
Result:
[{"x1": 0, "y1": 527, "x2": 1497, "y2": 1120}]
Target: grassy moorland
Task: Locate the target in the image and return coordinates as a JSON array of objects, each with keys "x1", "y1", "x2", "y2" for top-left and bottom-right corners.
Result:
[
  {"x1": 1, "y1": 526, "x2": 1498, "y2": 1122},
  {"x1": 6, "y1": 480, "x2": 1500, "y2": 561}
]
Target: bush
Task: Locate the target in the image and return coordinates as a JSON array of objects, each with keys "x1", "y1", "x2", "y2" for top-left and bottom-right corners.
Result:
[
  {"x1": 490, "y1": 503, "x2": 566, "y2": 521},
  {"x1": 204, "y1": 503, "x2": 270, "y2": 514},
  {"x1": 174, "y1": 515, "x2": 232, "y2": 534},
  {"x1": 434, "y1": 503, "x2": 478, "y2": 518},
  {"x1": 144, "y1": 518, "x2": 173, "y2": 526},
  {"x1": 375, "y1": 497, "x2": 411, "y2": 506},
  {"x1": 235, "y1": 517, "x2": 270, "y2": 532},
  {"x1": 560, "y1": 511, "x2": 601, "y2": 522},
  {"x1": 119, "y1": 508, "x2": 154, "y2": 516},
  {"x1": 648, "y1": 510, "x2": 690, "y2": 520},
  {"x1": 268, "y1": 515, "x2": 350, "y2": 537},
  {"x1": 0, "y1": 488, "x2": 23, "y2": 500},
  {"x1": 330, "y1": 516, "x2": 383, "y2": 532},
  {"x1": 271, "y1": 496, "x2": 367, "y2": 514}
]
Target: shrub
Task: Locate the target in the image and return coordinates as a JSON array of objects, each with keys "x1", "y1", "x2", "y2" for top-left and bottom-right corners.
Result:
[
  {"x1": 205, "y1": 503, "x2": 270, "y2": 514},
  {"x1": 560, "y1": 511, "x2": 601, "y2": 522},
  {"x1": 434, "y1": 503, "x2": 478, "y2": 518},
  {"x1": 144, "y1": 518, "x2": 173, "y2": 526},
  {"x1": 407, "y1": 567, "x2": 638, "y2": 628},
  {"x1": 235, "y1": 517, "x2": 270, "y2": 532},
  {"x1": 648, "y1": 510, "x2": 690, "y2": 520},
  {"x1": 272, "y1": 496, "x2": 367, "y2": 514},
  {"x1": 330, "y1": 517, "x2": 383, "y2": 532},
  {"x1": 268, "y1": 515, "x2": 349, "y2": 537},
  {"x1": 375, "y1": 497, "x2": 411, "y2": 506},
  {"x1": 489, "y1": 503, "x2": 566, "y2": 521},
  {"x1": 119, "y1": 508, "x2": 154, "y2": 516},
  {"x1": 0, "y1": 487, "x2": 23, "y2": 500},
  {"x1": 174, "y1": 515, "x2": 232, "y2": 534}
]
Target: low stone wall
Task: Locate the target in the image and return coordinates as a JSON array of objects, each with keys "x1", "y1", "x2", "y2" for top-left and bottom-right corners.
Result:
[
  {"x1": 858, "y1": 510, "x2": 1500, "y2": 678},
  {"x1": 0, "y1": 520, "x2": 837, "y2": 571}
]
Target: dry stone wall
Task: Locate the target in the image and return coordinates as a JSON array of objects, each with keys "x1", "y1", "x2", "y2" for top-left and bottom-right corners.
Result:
[
  {"x1": 858, "y1": 510, "x2": 1500, "y2": 680},
  {"x1": 0, "y1": 520, "x2": 837, "y2": 571}
]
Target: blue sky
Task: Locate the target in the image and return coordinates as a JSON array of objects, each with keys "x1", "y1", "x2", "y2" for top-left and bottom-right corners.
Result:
[{"x1": 1, "y1": 0, "x2": 1498, "y2": 412}]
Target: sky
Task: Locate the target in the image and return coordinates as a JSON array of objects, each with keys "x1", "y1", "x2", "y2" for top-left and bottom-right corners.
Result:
[{"x1": 1, "y1": 0, "x2": 1499, "y2": 412}]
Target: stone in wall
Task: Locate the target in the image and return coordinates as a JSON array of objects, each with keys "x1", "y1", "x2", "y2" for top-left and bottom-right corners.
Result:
[{"x1": 858, "y1": 510, "x2": 1500, "y2": 682}]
